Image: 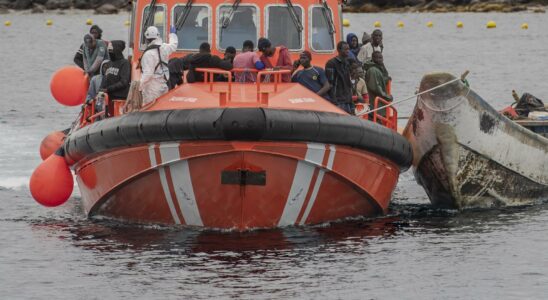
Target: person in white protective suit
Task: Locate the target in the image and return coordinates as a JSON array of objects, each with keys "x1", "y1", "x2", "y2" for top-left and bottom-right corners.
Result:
[{"x1": 139, "y1": 25, "x2": 178, "y2": 104}]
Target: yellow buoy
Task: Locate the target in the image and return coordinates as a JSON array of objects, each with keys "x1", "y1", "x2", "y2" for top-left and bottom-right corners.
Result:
[
  {"x1": 374, "y1": 21, "x2": 381, "y2": 28},
  {"x1": 342, "y1": 18, "x2": 350, "y2": 27},
  {"x1": 486, "y1": 20, "x2": 496, "y2": 29},
  {"x1": 521, "y1": 23, "x2": 528, "y2": 30},
  {"x1": 457, "y1": 21, "x2": 464, "y2": 28},
  {"x1": 86, "y1": 19, "x2": 93, "y2": 25},
  {"x1": 46, "y1": 19, "x2": 53, "y2": 26},
  {"x1": 124, "y1": 20, "x2": 131, "y2": 27},
  {"x1": 426, "y1": 21, "x2": 433, "y2": 28},
  {"x1": 4, "y1": 21, "x2": 11, "y2": 27},
  {"x1": 397, "y1": 21, "x2": 404, "y2": 28}
]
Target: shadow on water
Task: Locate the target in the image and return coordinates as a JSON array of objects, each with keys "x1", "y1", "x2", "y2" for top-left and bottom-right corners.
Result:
[{"x1": 21, "y1": 194, "x2": 548, "y2": 260}]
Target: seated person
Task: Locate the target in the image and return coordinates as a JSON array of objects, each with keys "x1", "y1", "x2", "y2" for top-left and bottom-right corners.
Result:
[
  {"x1": 291, "y1": 51, "x2": 330, "y2": 100},
  {"x1": 186, "y1": 43, "x2": 233, "y2": 83},
  {"x1": 233, "y1": 40, "x2": 265, "y2": 82},
  {"x1": 86, "y1": 60, "x2": 109, "y2": 104},
  {"x1": 257, "y1": 38, "x2": 293, "y2": 82},
  {"x1": 100, "y1": 40, "x2": 130, "y2": 100},
  {"x1": 168, "y1": 54, "x2": 192, "y2": 89},
  {"x1": 215, "y1": 46, "x2": 236, "y2": 82}
]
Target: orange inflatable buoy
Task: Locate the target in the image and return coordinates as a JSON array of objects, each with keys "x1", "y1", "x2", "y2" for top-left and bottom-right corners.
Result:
[
  {"x1": 30, "y1": 148, "x2": 74, "y2": 207},
  {"x1": 50, "y1": 66, "x2": 89, "y2": 106},
  {"x1": 39, "y1": 131, "x2": 66, "y2": 160}
]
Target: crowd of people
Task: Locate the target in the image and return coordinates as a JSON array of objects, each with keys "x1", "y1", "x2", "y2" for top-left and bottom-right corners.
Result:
[{"x1": 75, "y1": 24, "x2": 392, "y2": 117}]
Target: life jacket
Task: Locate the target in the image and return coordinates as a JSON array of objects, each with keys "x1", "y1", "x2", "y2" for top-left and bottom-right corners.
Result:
[{"x1": 137, "y1": 44, "x2": 169, "y2": 81}]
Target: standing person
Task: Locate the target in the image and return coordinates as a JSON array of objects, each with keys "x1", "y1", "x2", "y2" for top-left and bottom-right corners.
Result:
[
  {"x1": 75, "y1": 25, "x2": 105, "y2": 69},
  {"x1": 346, "y1": 33, "x2": 361, "y2": 62},
  {"x1": 357, "y1": 29, "x2": 383, "y2": 63},
  {"x1": 186, "y1": 42, "x2": 233, "y2": 83},
  {"x1": 364, "y1": 51, "x2": 392, "y2": 118},
  {"x1": 82, "y1": 34, "x2": 109, "y2": 78},
  {"x1": 325, "y1": 41, "x2": 354, "y2": 114},
  {"x1": 362, "y1": 32, "x2": 371, "y2": 47},
  {"x1": 138, "y1": 26, "x2": 178, "y2": 105},
  {"x1": 350, "y1": 62, "x2": 368, "y2": 104},
  {"x1": 257, "y1": 38, "x2": 293, "y2": 82},
  {"x1": 101, "y1": 40, "x2": 131, "y2": 101},
  {"x1": 291, "y1": 51, "x2": 331, "y2": 100},
  {"x1": 233, "y1": 40, "x2": 265, "y2": 82}
]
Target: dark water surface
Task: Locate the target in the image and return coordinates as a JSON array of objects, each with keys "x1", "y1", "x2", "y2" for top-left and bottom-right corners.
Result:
[{"x1": 1, "y1": 12, "x2": 547, "y2": 299}]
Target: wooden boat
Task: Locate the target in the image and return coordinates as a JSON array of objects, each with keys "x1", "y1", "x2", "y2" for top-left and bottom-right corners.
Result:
[
  {"x1": 35, "y1": 0, "x2": 413, "y2": 230},
  {"x1": 403, "y1": 72, "x2": 548, "y2": 209}
]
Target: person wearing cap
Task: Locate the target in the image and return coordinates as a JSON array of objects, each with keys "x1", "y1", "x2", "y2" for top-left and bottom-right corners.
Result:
[
  {"x1": 357, "y1": 29, "x2": 383, "y2": 64},
  {"x1": 82, "y1": 33, "x2": 109, "y2": 78},
  {"x1": 138, "y1": 25, "x2": 178, "y2": 105},
  {"x1": 75, "y1": 25, "x2": 106, "y2": 69},
  {"x1": 325, "y1": 41, "x2": 354, "y2": 114},
  {"x1": 257, "y1": 37, "x2": 293, "y2": 82},
  {"x1": 291, "y1": 51, "x2": 330, "y2": 101}
]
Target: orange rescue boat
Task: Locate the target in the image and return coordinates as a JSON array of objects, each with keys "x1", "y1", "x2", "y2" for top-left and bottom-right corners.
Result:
[{"x1": 39, "y1": 0, "x2": 412, "y2": 230}]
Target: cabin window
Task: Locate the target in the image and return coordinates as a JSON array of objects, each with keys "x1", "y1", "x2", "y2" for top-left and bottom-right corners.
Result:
[
  {"x1": 266, "y1": 5, "x2": 303, "y2": 50},
  {"x1": 140, "y1": 5, "x2": 166, "y2": 50},
  {"x1": 173, "y1": 5, "x2": 210, "y2": 50},
  {"x1": 310, "y1": 6, "x2": 335, "y2": 52},
  {"x1": 218, "y1": 5, "x2": 259, "y2": 50}
]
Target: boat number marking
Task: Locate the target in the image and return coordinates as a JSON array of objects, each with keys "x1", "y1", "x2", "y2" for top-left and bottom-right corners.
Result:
[
  {"x1": 170, "y1": 97, "x2": 198, "y2": 103},
  {"x1": 288, "y1": 98, "x2": 316, "y2": 104}
]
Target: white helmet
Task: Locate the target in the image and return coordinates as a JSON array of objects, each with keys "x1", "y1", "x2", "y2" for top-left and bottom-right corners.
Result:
[{"x1": 144, "y1": 26, "x2": 160, "y2": 40}]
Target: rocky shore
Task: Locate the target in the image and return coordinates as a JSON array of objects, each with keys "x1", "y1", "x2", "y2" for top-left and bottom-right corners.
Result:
[
  {"x1": 0, "y1": 0, "x2": 546, "y2": 14},
  {"x1": 345, "y1": 0, "x2": 547, "y2": 13},
  {"x1": 0, "y1": 0, "x2": 130, "y2": 14}
]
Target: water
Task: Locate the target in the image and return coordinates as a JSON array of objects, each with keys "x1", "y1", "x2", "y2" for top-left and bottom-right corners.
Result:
[{"x1": 1, "y1": 12, "x2": 547, "y2": 299}]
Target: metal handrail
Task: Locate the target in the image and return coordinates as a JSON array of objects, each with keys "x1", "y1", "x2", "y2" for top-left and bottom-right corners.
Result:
[{"x1": 372, "y1": 96, "x2": 398, "y2": 130}]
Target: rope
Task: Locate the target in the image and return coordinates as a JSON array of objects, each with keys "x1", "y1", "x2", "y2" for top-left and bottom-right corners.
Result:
[{"x1": 357, "y1": 71, "x2": 470, "y2": 116}]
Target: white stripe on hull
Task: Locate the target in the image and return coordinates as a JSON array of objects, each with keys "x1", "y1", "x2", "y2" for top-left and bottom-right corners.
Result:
[
  {"x1": 299, "y1": 145, "x2": 336, "y2": 225},
  {"x1": 149, "y1": 144, "x2": 181, "y2": 224},
  {"x1": 278, "y1": 143, "x2": 326, "y2": 227},
  {"x1": 159, "y1": 143, "x2": 204, "y2": 226}
]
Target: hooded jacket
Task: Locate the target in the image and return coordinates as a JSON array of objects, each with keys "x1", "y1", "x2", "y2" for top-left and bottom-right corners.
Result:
[
  {"x1": 101, "y1": 40, "x2": 130, "y2": 100},
  {"x1": 186, "y1": 53, "x2": 232, "y2": 83},
  {"x1": 346, "y1": 33, "x2": 361, "y2": 58}
]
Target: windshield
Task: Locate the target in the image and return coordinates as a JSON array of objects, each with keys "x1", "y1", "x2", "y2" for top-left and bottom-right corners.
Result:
[
  {"x1": 174, "y1": 5, "x2": 209, "y2": 50},
  {"x1": 218, "y1": 5, "x2": 258, "y2": 50},
  {"x1": 310, "y1": 7, "x2": 334, "y2": 51},
  {"x1": 267, "y1": 6, "x2": 303, "y2": 50},
  {"x1": 140, "y1": 5, "x2": 165, "y2": 49}
]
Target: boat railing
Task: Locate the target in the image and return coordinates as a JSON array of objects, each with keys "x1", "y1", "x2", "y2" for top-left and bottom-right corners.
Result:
[
  {"x1": 370, "y1": 96, "x2": 398, "y2": 130},
  {"x1": 195, "y1": 68, "x2": 292, "y2": 106},
  {"x1": 79, "y1": 93, "x2": 125, "y2": 128}
]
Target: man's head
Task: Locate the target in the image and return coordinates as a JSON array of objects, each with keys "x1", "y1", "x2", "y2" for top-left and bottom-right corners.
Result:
[
  {"x1": 372, "y1": 51, "x2": 383, "y2": 65},
  {"x1": 299, "y1": 50, "x2": 312, "y2": 68},
  {"x1": 350, "y1": 62, "x2": 363, "y2": 79},
  {"x1": 199, "y1": 42, "x2": 211, "y2": 54},
  {"x1": 84, "y1": 34, "x2": 96, "y2": 49},
  {"x1": 258, "y1": 38, "x2": 274, "y2": 56},
  {"x1": 109, "y1": 40, "x2": 126, "y2": 60},
  {"x1": 90, "y1": 25, "x2": 103, "y2": 40},
  {"x1": 242, "y1": 40, "x2": 254, "y2": 52},
  {"x1": 362, "y1": 32, "x2": 371, "y2": 45},
  {"x1": 336, "y1": 41, "x2": 350, "y2": 58},
  {"x1": 371, "y1": 29, "x2": 382, "y2": 46},
  {"x1": 144, "y1": 26, "x2": 160, "y2": 44},
  {"x1": 224, "y1": 46, "x2": 236, "y2": 61},
  {"x1": 351, "y1": 36, "x2": 359, "y2": 48}
]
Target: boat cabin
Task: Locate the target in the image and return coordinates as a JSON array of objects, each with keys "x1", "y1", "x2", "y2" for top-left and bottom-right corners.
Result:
[{"x1": 128, "y1": 0, "x2": 344, "y2": 78}]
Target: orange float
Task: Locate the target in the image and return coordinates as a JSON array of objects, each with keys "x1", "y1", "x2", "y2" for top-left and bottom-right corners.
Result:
[
  {"x1": 30, "y1": 149, "x2": 74, "y2": 207},
  {"x1": 50, "y1": 66, "x2": 89, "y2": 106},
  {"x1": 39, "y1": 131, "x2": 66, "y2": 160}
]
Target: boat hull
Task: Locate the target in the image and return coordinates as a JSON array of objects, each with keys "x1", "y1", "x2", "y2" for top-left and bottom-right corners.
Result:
[
  {"x1": 404, "y1": 73, "x2": 548, "y2": 209},
  {"x1": 75, "y1": 141, "x2": 400, "y2": 230}
]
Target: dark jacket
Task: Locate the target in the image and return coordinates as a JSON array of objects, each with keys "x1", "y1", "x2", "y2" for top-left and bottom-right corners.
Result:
[
  {"x1": 168, "y1": 55, "x2": 192, "y2": 90},
  {"x1": 363, "y1": 61, "x2": 392, "y2": 102},
  {"x1": 101, "y1": 40, "x2": 130, "y2": 100},
  {"x1": 74, "y1": 44, "x2": 84, "y2": 69},
  {"x1": 186, "y1": 53, "x2": 232, "y2": 83},
  {"x1": 325, "y1": 56, "x2": 353, "y2": 104}
]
